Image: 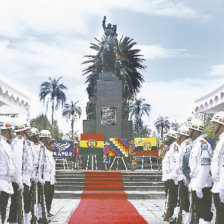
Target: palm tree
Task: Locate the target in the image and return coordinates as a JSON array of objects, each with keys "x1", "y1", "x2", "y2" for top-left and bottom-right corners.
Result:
[
  {"x1": 39, "y1": 77, "x2": 67, "y2": 125},
  {"x1": 130, "y1": 97, "x2": 150, "y2": 121},
  {"x1": 82, "y1": 36, "x2": 146, "y2": 99},
  {"x1": 62, "y1": 101, "x2": 82, "y2": 140},
  {"x1": 154, "y1": 116, "x2": 170, "y2": 140},
  {"x1": 129, "y1": 97, "x2": 150, "y2": 136}
]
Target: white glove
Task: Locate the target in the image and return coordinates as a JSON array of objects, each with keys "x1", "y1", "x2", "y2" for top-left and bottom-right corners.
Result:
[
  {"x1": 211, "y1": 174, "x2": 219, "y2": 183},
  {"x1": 176, "y1": 169, "x2": 182, "y2": 175},
  {"x1": 31, "y1": 176, "x2": 38, "y2": 183},
  {"x1": 196, "y1": 189, "x2": 203, "y2": 199},
  {"x1": 174, "y1": 178, "x2": 178, "y2": 185},
  {"x1": 184, "y1": 179, "x2": 189, "y2": 186},
  {"x1": 38, "y1": 178, "x2": 45, "y2": 185},
  {"x1": 220, "y1": 191, "x2": 224, "y2": 204},
  {"x1": 18, "y1": 182, "x2": 24, "y2": 191}
]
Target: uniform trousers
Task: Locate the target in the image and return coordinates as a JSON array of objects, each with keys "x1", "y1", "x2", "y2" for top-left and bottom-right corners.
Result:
[
  {"x1": 165, "y1": 181, "x2": 169, "y2": 197},
  {"x1": 8, "y1": 183, "x2": 19, "y2": 222},
  {"x1": 44, "y1": 181, "x2": 54, "y2": 213},
  {"x1": 0, "y1": 191, "x2": 9, "y2": 223},
  {"x1": 23, "y1": 184, "x2": 31, "y2": 214},
  {"x1": 213, "y1": 193, "x2": 224, "y2": 224},
  {"x1": 168, "y1": 179, "x2": 178, "y2": 216},
  {"x1": 192, "y1": 187, "x2": 213, "y2": 222},
  {"x1": 179, "y1": 180, "x2": 190, "y2": 212}
]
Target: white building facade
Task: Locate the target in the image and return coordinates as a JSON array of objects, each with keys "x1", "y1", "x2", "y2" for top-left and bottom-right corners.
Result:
[
  {"x1": 0, "y1": 79, "x2": 30, "y2": 121},
  {"x1": 194, "y1": 84, "x2": 224, "y2": 114}
]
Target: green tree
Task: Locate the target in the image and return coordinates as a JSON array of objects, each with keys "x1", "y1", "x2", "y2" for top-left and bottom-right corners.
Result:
[
  {"x1": 39, "y1": 77, "x2": 67, "y2": 125},
  {"x1": 130, "y1": 97, "x2": 150, "y2": 137},
  {"x1": 62, "y1": 101, "x2": 82, "y2": 140},
  {"x1": 82, "y1": 36, "x2": 146, "y2": 99},
  {"x1": 171, "y1": 120, "x2": 180, "y2": 131},
  {"x1": 202, "y1": 114, "x2": 218, "y2": 144},
  {"x1": 31, "y1": 114, "x2": 63, "y2": 140},
  {"x1": 154, "y1": 116, "x2": 170, "y2": 140}
]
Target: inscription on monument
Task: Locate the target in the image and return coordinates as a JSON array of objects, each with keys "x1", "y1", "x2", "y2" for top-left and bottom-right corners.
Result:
[{"x1": 101, "y1": 107, "x2": 117, "y2": 125}]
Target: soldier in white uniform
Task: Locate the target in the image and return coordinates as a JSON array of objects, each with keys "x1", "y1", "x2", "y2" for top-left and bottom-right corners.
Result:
[
  {"x1": 0, "y1": 121, "x2": 15, "y2": 224},
  {"x1": 210, "y1": 112, "x2": 224, "y2": 224},
  {"x1": 39, "y1": 130, "x2": 55, "y2": 218},
  {"x1": 30, "y1": 128, "x2": 42, "y2": 223},
  {"x1": 8, "y1": 123, "x2": 33, "y2": 224},
  {"x1": 188, "y1": 119, "x2": 213, "y2": 224},
  {"x1": 162, "y1": 130, "x2": 179, "y2": 221},
  {"x1": 169, "y1": 125, "x2": 191, "y2": 224}
]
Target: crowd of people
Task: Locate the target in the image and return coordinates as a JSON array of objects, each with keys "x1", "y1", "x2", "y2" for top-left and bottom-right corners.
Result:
[
  {"x1": 0, "y1": 120, "x2": 55, "y2": 224},
  {"x1": 162, "y1": 112, "x2": 224, "y2": 224}
]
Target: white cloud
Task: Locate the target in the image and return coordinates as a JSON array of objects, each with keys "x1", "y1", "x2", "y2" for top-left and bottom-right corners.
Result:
[
  {"x1": 112, "y1": 0, "x2": 200, "y2": 18},
  {"x1": 139, "y1": 44, "x2": 189, "y2": 60},
  {"x1": 140, "y1": 76, "x2": 224, "y2": 131},
  {"x1": 0, "y1": 0, "x2": 207, "y2": 39},
  {"x1": 209, "y1": 64, "x2": 224, "y2": 76},
  {"x1": 0, "y1": 0, "x2": 211, "y2": 136}
]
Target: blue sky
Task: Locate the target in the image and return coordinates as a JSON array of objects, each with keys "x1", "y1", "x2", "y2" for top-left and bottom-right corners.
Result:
[{"x1": 0, "y1": 0, "x2": 224, "y2": 134}]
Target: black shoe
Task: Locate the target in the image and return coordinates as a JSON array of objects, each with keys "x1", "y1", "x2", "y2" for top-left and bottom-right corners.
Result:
[
  {"x1": 47, "y1": 213, "x2": 54, "y2": 217},
  {"x1": 168, "y1": 217, "x2": 176, "y2": 224}
]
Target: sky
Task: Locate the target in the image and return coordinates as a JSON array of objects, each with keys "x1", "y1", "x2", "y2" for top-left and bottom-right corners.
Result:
[{"x1": 1, "y1": 0, "x2": 224, "y2": 135}]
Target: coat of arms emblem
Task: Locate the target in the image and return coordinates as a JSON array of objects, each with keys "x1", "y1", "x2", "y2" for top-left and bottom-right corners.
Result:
[
  {"x1": 143, "y1": 141, "x2": 151, "y2": 151},
  {"x1": 87, "y1": 139, "x2": 97, "y2": 148}
]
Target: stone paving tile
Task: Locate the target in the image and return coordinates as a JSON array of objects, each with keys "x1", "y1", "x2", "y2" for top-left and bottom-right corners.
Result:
[
  {"x1": 51, "y1": 199, "x2": 81, "y2": 224},
  {"x1": 129, "y1": 199, "x2": 167, "y2": 224}
]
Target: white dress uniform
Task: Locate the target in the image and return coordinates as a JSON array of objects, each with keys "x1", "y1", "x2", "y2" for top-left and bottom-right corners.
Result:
[
  {"x1": 40, "y1": 143, "x2": 55, "y2": 183},
  {"x1": 211, "y1": 132, "x2": 224, "y2": 194},
  {"x1": 168, "y1": 141, "x2": 180, "y2": 184},
  {"x1": 176, "y1": 139, "x2": 190, "y2": 183},
  {"x1": 0, "y1": 136, "x2": 15, "y2": 194},
  {"x1": 22, "y1": 140, "x2": 34, "y2": 187},
  {"x1": 30, "y1": 141, "x2": 41, "y2": 180},
  {"x1": 219, "y1": 151, "x2": 224, "y2": 200},
  {"x1": 10, "y1": 135, "x2": 24, "y2": 188},
  {"x1": 189, "y1": 135, "x2": 213, "y2": 192},
  {"x1": 211, "y1": 132, "x2": 224, "y2": 223},
  {"x1": 40, "y1": 142, "x2": 55, "y2": 215},
  {"x1": 0, "y1": 135, "x2": 15, "y2": 224},
  {"x1": 189, "y1": 135, "x2": 213, "y2": 224},
  {"x1": 162, "y1": 149, "x2": 171, "y2": 182}
]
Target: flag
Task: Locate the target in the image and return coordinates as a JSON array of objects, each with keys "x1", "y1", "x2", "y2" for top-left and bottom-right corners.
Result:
[
  {"x1": 80, "y1": 134, "x2": 104, "y2": 148},
  {"x1": 134, "y1": 137, "x2": 158, "y2": 156}
]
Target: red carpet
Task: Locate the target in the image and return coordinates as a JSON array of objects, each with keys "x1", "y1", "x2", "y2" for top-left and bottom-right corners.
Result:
[{"x1": 68, "y1": 172, "x2": 148, "y2": 224}]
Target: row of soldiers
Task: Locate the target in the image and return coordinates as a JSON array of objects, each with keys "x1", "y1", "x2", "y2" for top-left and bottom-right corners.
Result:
[
  {"x1": 162, "y1": 112, "x2": 224, "y2": 224},
  {"x1": 0, "y1": 120, "x2": 55, "y2": 224}
]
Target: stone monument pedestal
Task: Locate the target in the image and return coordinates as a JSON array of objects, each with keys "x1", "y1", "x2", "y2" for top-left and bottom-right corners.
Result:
[{"x1": 83, "y1": 72, "x2": 133, "y2": 141}]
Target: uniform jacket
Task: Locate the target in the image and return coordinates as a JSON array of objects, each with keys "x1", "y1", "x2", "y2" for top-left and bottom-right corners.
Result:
[
  {"x1": 11, "y1": 136, "x2": 34, "y2": 187},
  {"x1": 11, "y1": 135, "x2": 24, "y2": 186},
  {"x1": 40, "y1": 143, "x2": 56, "y2": 185},
  {"x1": 189, "y1": 135, "x2": 213, "y2": 191},
  {"x1": 22, "y1": 140, "x2": 34, "y2": 186},
  {"x1": 176, "y1": 139, "x2": 191, "y2": 182},
  {"x1": 211, "y1": 132, "x2": 224, "y2": 193},
  {"x1": 162, "y1": 149, "x2": 170, "y2": 182},
  {"x1": 162, "y1": 141, "x2": 180, "y2": 183},
  {"x1": 0, "y1": 135, "x2": 15, "y2": 194},
  {"x1": 168, "y1": 141, "x2": 180, "y2": 183},
  {"x1": 217, "y1": 134, "x2": 224, "y2": 195},
  {"x1": 31, "y1": 141, "x2": 41, "y2": 177}
]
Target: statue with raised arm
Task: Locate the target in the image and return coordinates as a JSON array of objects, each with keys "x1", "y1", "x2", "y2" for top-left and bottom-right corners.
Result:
[
  {"x1": 102, "y1": 16, "x2": 117, "y2": 37},
  {"x1": 100, "y1": 16, "x2": 119, "y2": 73}
]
